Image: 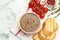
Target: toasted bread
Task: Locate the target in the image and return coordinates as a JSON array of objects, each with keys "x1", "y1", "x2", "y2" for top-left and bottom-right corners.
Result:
[
  {"x1": 33, "y1": 18, "x2": 58, "y2": 40},
  {"x1": 33, "y1": 33, "x2": 40, "y2": 40},
  {"x1": 47, "y1": 32, "x2": 56, "y2": 40},
  {"x1": 42, "y1": 18, "x2": 58, "y2": 36}
]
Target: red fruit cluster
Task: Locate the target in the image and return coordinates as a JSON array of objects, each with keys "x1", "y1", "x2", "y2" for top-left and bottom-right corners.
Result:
[{"x1": 27, "y1": 0, "x2": 48, "y2": 19}]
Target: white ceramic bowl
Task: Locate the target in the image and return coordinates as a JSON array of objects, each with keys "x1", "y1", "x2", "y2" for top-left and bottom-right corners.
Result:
[{"x1": 18, "y1": 13, "x2": 42, "y2": 34}]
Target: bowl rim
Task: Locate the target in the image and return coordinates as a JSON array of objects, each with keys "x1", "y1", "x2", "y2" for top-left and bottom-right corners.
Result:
[{"x1": 18, "y1": 13, "x2": 42, "y2": 34}]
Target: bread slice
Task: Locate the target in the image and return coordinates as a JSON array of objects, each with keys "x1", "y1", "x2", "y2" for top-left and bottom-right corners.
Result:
[
  {"x1": 33, "y1": 30, "x2": 56, "y2": 40},
  {"x1": 33, "y1": 33, "x2": 40, "y2": 40},
  {"x1": 42, "y1": 18, "x2": 58, "y2": 36},
  {"x1": 33, "y1": 18, "x2": 58, "y2": 40},
  {"x1": 47, "y1": 32, "x2": 56, "y2": 40}
]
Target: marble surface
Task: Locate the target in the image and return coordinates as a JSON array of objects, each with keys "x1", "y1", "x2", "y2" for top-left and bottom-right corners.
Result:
[{"x1": 0, "y1": 0, "x2": 60, "y2": 40}]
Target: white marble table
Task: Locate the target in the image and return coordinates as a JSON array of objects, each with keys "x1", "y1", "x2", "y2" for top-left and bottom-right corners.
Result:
[{"x1": 0, "y1": 0, "x2": 60, "y2": 40}]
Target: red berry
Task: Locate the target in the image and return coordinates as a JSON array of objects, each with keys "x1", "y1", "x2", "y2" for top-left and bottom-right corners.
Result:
[
  {"x1": 27, "y1": 1, "x2": 34, "y2": 12},
  {"x1": 29, "y1": 2, "x2": 34, "y2": 8},
  {"x1": 36, "y1": 1, "x2": 40, "y2": 5},
  {"x1": 33, "y1": 0, "x2": 40, "y2": 6},
  {"x1": 43, "y1": 7, "x2": 48, "y2": 13},
  {"x1": 35, "y1": 6, "x2": 39, "y2": 11},
  {"x1": 39, "y1": 10, "x2": 44, "y2": 14},
  {"x1": 36, "y1": 10, "x2": 41, "y2": 15},
  {"x1": 40, "y1": 4, "x2": 45, "y2": 9},
  {"x1": 40, "y1": 13, "x2": 45, "y2": 19},
  {"x1": 32, "y1": 7, "x2": 36, "y2": 12}
]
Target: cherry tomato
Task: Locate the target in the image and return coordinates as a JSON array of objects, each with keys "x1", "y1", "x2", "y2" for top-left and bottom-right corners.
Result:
[
  {"x1": 43, "y1": 7, "x2": 48, "y2": 13},
  {"x1": 29, "y1": 1, "x2": 34, "y2": 8},
  {"x1": 40, "y1": 4, "x2": 45, "y2": 9},
  {"x1": 27, "y1": 1, "x2": 34, "y2": 12},
  {"x1": 36, "y1": 0, "x2": 40, "y2": 5},
  {"x1": 39, "y1": 9, "x2": 44, "y2": 13},
  {"x1": 35, "y1": 10, "x2": 41, "y2": 15},
  {"x1": 40, "y1": 13, "x2": 45, "y2": 19},
  {"x1": 32, "y1": 7, "x2": 36, "y2": 12},
  {"x1": 35, "y1": 6, "x2": 39, "y2": 11}
]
